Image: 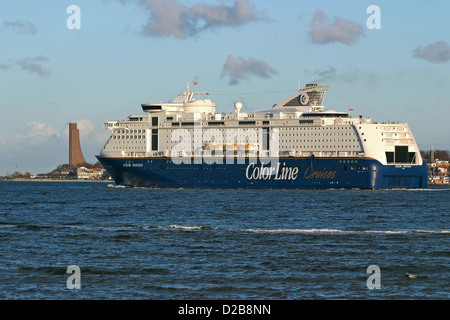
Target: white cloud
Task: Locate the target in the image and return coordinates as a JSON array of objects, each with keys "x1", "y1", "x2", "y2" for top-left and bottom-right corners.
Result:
[
  {"x1": 1, "y1": 20, "x2": 37, "y2": 35},
  {"x1": 0, "y1": 120, "x2": 109, "y2": 175},
  {"x1": 220, "y1": 55, "x2": 278, "y2": 85},
  {"x1": 305, "y1": 65, "x2": 362, "y2": 84},
  {"x1": 0, "y1": 55, "x2": 51, "y2": 78},
  {"x1": 309, "y1": 10, "x2": 364, "y2": 46},
  {"x1": 413, "y1": 41, "x2": 450, "y2": 63},
  {"x1": 136, "y1": 0, "x2": 267, "y2": 39},
  {"x1": 15, "y1": 121, "x2": 60, "y2": 142}
]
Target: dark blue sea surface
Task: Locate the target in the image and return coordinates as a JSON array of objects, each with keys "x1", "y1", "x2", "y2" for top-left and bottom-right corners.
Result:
[{"x1": 0, "y1": 181, "x2": 448, "y2": 299}]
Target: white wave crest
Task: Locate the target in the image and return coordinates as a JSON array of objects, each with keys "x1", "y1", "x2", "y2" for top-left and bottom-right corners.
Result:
[
  {"x1": 244, "y1": 228, "x2": 450, "y2": 235},
  {"x1": 414, "y1": 229, "x2": 450, "y2": 234},
  {"x1": 167, "y1": 225, "x2": 206, "y2": 231},
  {"x1": 246, "y1": 228, "x2": 343, "y2": 234},
  {"x1": 106, "y1": 184, "x2": 127, "y2": 189}
]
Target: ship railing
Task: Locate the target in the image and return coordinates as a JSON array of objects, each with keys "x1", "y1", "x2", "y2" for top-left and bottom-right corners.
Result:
[
  {"x1": 104, "y1": 121, "x2": 118, "y2": 129},
  {"x1": 123, "y1": 152, "x2": 147, "y2": 158},
  {"x1": 123, "y1": 150, "x2": 368, "y2": 159},
  {"x1": 392, "y1": 162, "x2": 416, "y2": 165}
]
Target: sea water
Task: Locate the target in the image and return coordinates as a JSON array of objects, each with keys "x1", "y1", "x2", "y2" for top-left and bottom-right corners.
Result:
[{"x1": 0, "y1": 181, "x2": 448, "y2": 299}]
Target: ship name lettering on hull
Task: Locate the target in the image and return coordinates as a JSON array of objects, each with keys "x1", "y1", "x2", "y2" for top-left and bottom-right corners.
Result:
[
  {"x1": 245, "y1": 163, "x2": 299, "y2": 181},
  {"x1": 304, "y1": 167, "x2": 336, "y2": 179}
]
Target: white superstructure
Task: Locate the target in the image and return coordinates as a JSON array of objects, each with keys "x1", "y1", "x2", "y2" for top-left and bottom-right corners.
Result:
[{"x1": 100, "y1": 82, "x2": 423, "y2": 167}]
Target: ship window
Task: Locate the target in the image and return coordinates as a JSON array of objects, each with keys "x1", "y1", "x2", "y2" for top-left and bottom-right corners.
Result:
[
  {"x1": 386, "y1": 152, "x2": 394, "y2": 163},
  {"x1": 394, "y1": 146, "x2": 406, "y2": 162},
  {"x1": 239, "y1": 121, "x2": 256, "y2": 125},
  {"x1": 395, "y1": 146, "x2": 411, "y2": 163},
  {"x1": 152, "y1": 129, "x2": 158, "y2": 151}
]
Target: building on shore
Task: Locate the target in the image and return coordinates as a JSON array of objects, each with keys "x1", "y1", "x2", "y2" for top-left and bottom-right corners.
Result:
[
  {"x1": 71, "y1": 167, "x2": 107, "y2": 180},
  {"x1": 428, "y1": 160, "x2": 449, "y2": 185}
]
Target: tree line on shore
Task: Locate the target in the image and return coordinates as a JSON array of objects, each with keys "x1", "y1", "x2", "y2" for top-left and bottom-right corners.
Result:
[
  {"x1": 1, "y1": 161, "x2": 105, "y2": 180},
  {"x1": 421, "y1": 150, "x2": 449, "y2": 161}
]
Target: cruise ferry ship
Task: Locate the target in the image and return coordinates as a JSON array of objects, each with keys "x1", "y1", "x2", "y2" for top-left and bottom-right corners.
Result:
[{"x1": 96, "y1": 82, "x2": 427, "y2": 189}]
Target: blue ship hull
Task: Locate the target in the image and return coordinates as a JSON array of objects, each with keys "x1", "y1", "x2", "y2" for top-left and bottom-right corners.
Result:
[{"x1": 97, "y1": 156, "x2": 427, "y2": 189}]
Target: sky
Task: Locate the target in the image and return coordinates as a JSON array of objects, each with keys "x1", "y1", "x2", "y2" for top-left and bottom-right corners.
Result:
[{"x1": 0, "y1": 0, "x2": 449, "y2": 175}]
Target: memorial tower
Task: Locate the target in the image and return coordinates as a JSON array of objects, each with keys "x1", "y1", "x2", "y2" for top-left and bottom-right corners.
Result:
[{"x1": 69, "y1": 123, "x2": 88, "y2": 168}]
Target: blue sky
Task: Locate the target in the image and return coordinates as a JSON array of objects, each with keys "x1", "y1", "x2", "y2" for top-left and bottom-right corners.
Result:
[{"x1": 0, "y1": 0, "x2": 449, "y2": 175}]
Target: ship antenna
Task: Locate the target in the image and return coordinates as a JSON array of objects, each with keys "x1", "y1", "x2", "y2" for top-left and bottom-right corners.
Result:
[{"x1": 184, "y1": 81, "x2": 190, "y2": 103}]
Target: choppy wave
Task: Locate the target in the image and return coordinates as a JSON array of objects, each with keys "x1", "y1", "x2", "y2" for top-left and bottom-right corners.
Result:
[
  {"x1": 0, "y1": 224, "x2": 16, "y2": 229},
  {"x1": 160, "y1": 224, "x2": 449, "y2": 235},
  {"x1": 166, "y1": 225, "x2": 215, "y2": 231},
  {"x1": 19, "y1": 266, "x2": 170, "y2": 275},
  {"x1": 245, "y1": 228, "x2": 450, "y2": 235},
  {"x1": 388, "y1": 187, "x2": 450, "y2": 192},
  {"x1": 246, "y1": 228, "x2": 342, "y2": 234},
  {"x1": 4, "y1": 222, "x2": 448, "y2": 235},
  {"x1": 2, "y1": 222, "x2": 448, "y2": 236},
  {"x1": 106, "y1": 184, "x2": 182, "y2": 190},
  {"x1": 107, "y1": 184, "x2": 128, "y2": 189}
]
